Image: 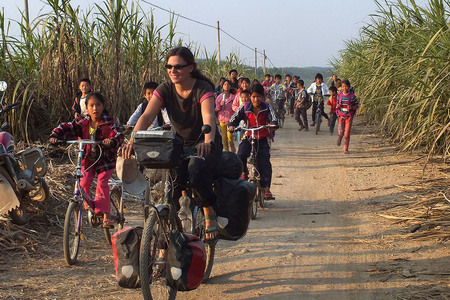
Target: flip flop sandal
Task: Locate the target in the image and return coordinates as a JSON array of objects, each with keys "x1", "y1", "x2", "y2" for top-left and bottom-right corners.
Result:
[{"x1": 204, "y1": 214, "x2": 219, "y2": 243}]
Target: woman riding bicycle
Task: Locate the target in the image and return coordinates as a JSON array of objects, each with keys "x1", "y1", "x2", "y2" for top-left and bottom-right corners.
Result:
[{"x1": 122, "y1": 46, "x2": 222, "y2": 241}]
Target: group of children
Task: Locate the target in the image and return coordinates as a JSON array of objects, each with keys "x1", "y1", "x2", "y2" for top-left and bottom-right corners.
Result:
[
  {"x1": 49, "y1": 69, "x2": 357, "y2": 227},
  {"x1": 261, "y1": 72, "x2": 358, "y2": 154}
]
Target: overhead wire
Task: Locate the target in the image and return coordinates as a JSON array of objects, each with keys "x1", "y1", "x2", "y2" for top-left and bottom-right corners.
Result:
[{"x1": 140, "y1": 0, "x2": 276, "y2": 69}]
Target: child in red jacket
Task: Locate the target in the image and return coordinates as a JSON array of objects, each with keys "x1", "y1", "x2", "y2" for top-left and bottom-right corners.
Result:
[
  {"x1": 327, "y1": 86, "x2": 338, "y2": 135},
  {"x1": 50, "y1": 92, "x2": 124, "y2": 227},
  {"x1": 228, "y1": 84, "x2": 278, "y2": 200}
]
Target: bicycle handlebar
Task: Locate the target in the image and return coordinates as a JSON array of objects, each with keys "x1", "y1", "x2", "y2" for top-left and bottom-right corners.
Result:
[
  {"x1": 0, "y1": 102, "x2": 21, "y2": 114},
  {"x1": 234, "y1": 124, "x2": 278, "y2": 132},
  {"x1": 66, "y1": 139, "x2": 101, "y2": 145}
]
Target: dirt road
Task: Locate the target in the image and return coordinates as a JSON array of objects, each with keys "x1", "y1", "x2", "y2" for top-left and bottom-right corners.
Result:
[{"x1": 1, "y1": 117, "x2": 448, "y2": 299}]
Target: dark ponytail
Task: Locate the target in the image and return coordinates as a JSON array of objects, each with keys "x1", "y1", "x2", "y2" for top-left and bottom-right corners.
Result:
[{"x1": 165, "y1": 47, "x2": 215, "y2": 90}]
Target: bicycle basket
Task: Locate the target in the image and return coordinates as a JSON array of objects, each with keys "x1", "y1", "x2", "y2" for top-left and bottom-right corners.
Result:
[{"x1": 133, "y1": 130, "x2": 183, "y2": 169}]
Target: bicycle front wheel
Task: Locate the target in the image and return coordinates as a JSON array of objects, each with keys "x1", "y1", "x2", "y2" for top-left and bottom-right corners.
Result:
[
  {"x1": 63, "y1": 201, "x2": 82, "y2": 266},
  {"x1": 140, "y1": 210, "x2": 177, "y2": 300},
  {"x1": 257, "y1": 183, "x2": 265, "y2": 209},
  {"x1": 315, "y1": 111, "x2": 321, "y2": 135},
  {"x1": 279, "y1": 112, "x2": 285, "y2": 128},
  {"x1": 249, "y1": 180, "x2": 258, "y2": 220}
]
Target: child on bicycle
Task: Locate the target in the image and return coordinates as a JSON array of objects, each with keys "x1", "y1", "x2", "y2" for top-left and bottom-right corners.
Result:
[
  {"x1": 327, "y1": 86, "x2": 338, "y2": 135},
  {"x1": 50, "y1": 92, "x2": 124, "y2": 228},
  {"x1": 294, "y1": 80, "x2": 309, "y2": 131},
  {"x1": 307, "y1": 73, "x2": 330, "y2": 126},
  {"x1": 228, "y1": 84, "x2": 278, "y2": 200},
  {"x1": 336, "y1": 80, "x2": 358, "y2": 153},
  {"x1": 72, "y1": 78, "x2": 92, "y2": 118},
  {"x1": 270, "y1": 74, "x2": 286, "y2": 115},
  {"x1": 215, "y1": 80, "x2": 236, "y2": 152}
]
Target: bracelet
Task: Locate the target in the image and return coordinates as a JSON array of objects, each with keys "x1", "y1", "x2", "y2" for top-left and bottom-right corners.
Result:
[{"x1": 130, "y1": 131, "x2": 137, "y2": 139}]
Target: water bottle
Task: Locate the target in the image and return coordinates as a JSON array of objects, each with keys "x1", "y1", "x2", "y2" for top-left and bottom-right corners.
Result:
[{"x1": 177, "y1": 190, "x2": 192, "y2": 233}]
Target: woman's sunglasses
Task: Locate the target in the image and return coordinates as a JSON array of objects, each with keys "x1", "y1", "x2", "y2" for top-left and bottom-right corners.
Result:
[{"x1": 165, "y1": 64, "x2": 190, "y2": 70}]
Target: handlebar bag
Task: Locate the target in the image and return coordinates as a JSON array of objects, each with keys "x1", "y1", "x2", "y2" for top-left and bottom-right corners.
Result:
[
  {"x1": 111, "y1": 226, "x2": 143, "y2": 289},
  {"x1": 134, "y1": 130, "x2": 183, "y2": 169},
  {"x1": 215, "y1": 178, "x2": 256, "y2": 241},
  {"x1": 166, "y1": 232, "x2": 206, "y2": 291}
]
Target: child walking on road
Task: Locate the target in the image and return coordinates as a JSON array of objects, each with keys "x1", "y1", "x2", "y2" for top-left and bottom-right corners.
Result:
[
  {"x1": 216, "y1": 80, "x2": 236, "y2": 152},
  {"x1": 336, "y1": 80, "x2": 358, "y2": 153},
  {"x1": 294, "y1": 80, "x2": 309, "y2": 131},
  {"x1": 327, "y1": 86, "x2": 338, "y2": 135}
]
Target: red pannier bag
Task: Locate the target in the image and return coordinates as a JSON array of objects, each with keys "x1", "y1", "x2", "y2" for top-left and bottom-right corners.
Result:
[
  {"x1": 166, "y1": 232, "x2": 206, "y2": 291},
  {"x1": 111, "y1": 227, "x2": 143, "y2": 288}
]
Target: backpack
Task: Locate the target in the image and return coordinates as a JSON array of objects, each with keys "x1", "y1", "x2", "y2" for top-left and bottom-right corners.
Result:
[
  {"x1": 214, "y1": 151, "x2": 243, "y2": 180},
  {"x1": 111, "y1": 227, "x2": 143, "y2": 289},
  {"x1": 166, "y1": 232, "x2": 206, "y2": 291},
  {"x1": 214, "y1": 177, "x2": 256, "y2": 241}
]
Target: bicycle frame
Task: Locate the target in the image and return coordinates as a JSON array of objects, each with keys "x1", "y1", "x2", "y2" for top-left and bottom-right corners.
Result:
[{"x1": 67, "y1": 140, "x2": 123, "y2": 229}]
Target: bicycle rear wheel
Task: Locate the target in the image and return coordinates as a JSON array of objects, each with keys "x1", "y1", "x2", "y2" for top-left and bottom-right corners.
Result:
[
  {"x1": 104, "y1": 189, "x2": 124, "y2": 245},
  {"x1": 194, "y1": 209, "x2": 216, "y2": 282},
  {"x1": 140, "y1": 210, "x2": 177, "y2": 300},
  {"x1": 63, "y1": 201, "x2": 82, "y2": 266}
]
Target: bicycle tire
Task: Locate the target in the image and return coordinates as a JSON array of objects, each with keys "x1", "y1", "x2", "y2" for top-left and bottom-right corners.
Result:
[
  {"x1": 194, "y1": 209, "x2": 216, "y2": 282},
  {"x1": 315, "y1": 110, "x2": 321, "y2": 135},
  {"x1": 140, "y1": 210, "x2": 177, "y2": 300},
  {"x1": 104, "y1": 189, "x2": 124, "y2": 245},
  {"x1": 250, "y1": 189, "x2": 258, "y2": 220},
  {"x1": 63, "y1": 201, "x2": 82, "y2": 266},
  {"x1": 279, "y1": 113, "x2": 285, "y2": 128},
  {"x1": 257, "y1": 184, "x2": 265, "y2": 209}
]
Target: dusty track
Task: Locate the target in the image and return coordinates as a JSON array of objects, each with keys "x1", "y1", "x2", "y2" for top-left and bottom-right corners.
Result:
[{"x1": 1, "y1": 116, "x2": 448, "y2": 299}]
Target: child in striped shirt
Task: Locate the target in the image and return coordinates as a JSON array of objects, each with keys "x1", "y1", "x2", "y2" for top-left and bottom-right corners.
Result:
[{"x1": 336, "y1": 80, "x2": 358, "y2": 153}]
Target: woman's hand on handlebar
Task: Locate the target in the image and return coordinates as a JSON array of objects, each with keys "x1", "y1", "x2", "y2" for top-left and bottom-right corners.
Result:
[
  {"x1": 102, "y1": 138, "x2": 113, "y2": 147},
  {"x1": 122, "y1": 141, "x2": 134, "y2": 159},
  {"x1": 196, "y1": 142, "x2": 212, "y2": 158},
  {"x1": 227, "y1": 126, "x2": 235, "y2": 133},
  {"x1": 49, "y1": 137, "x2": 58, "y2": 144}
]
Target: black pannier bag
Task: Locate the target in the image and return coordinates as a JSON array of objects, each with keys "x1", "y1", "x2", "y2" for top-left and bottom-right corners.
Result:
[
  {"x1": 111, "y1": 227, "x2": 143, "y2": 288},
  {"x1": 133, "y1": 130, "x2": 183, "y2": 169},
  {"x1": 214, "y1": 178, "x2": 256, "y2": 241},
  {"x1": 166, "y1": 232, "x2": 206, "y2": 291},
  {"x1": 214, "y1": 151, "x2": 243, "y2": 180}
]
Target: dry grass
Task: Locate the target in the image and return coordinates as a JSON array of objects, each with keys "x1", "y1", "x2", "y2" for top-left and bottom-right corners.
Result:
[{"x1": 378, "y1": 170, "x2": 450, "y2": 241}]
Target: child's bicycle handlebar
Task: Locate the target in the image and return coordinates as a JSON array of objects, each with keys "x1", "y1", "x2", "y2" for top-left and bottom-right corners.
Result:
[{"x1": 231, "y1": 125, "x2": 278, "y2": 139}]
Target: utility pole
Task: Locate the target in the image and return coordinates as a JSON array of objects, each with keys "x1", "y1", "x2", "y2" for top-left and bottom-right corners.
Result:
[
  {"x1": 216, "y1": 21, "x2": 221, "y2": 66},
  {"x1": 24, "y1": 0, "x2": 30, "y2": 29},
  {"x1": 263, "y1": 50, "x2": 266, "y2": 75},
  {"x1": 254, "y1": 48, "x2": 257, "y2": 77}
]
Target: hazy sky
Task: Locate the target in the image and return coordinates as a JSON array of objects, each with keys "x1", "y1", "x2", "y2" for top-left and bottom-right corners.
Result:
[{"x1": 0, "y1": 0, "x2": 429, "y2": 68}]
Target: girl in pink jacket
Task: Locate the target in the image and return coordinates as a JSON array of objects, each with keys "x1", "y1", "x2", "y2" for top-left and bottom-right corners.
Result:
[{"x1": 215, "y1": 80, "x2": 236, "y2": 152}]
